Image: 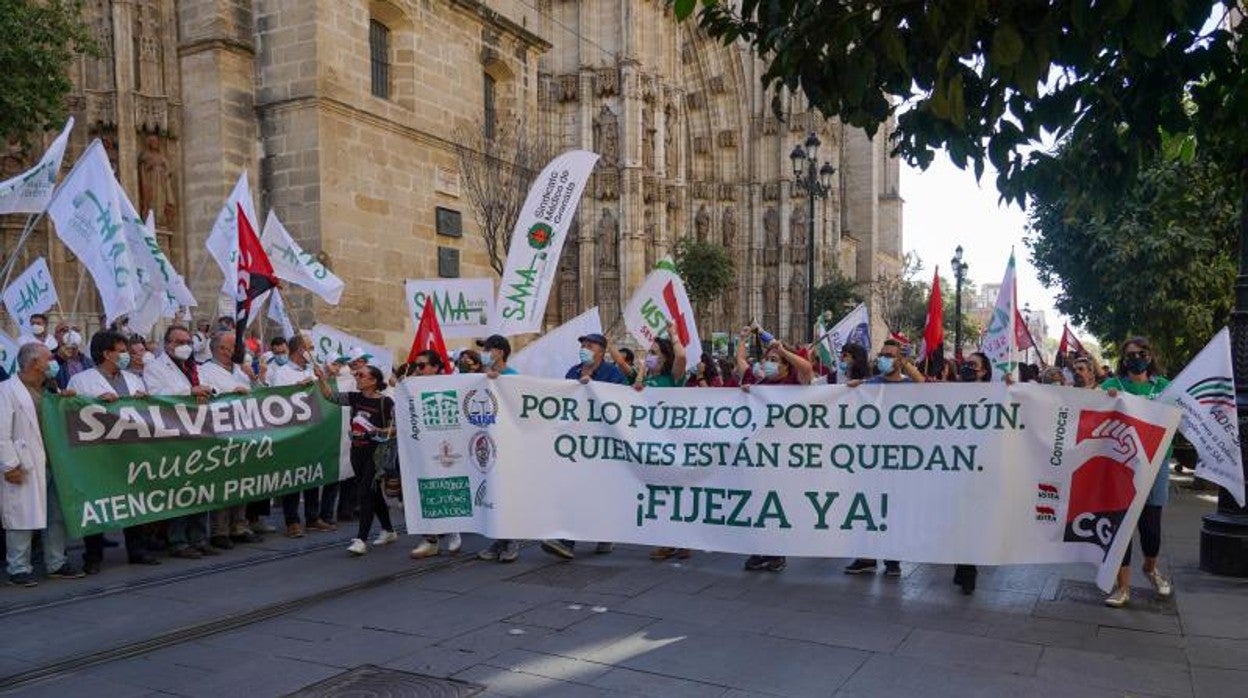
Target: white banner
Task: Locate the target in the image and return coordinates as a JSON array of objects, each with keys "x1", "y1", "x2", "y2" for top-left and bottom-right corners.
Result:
[
  {"x1": 46, "y1": 140, "x2": 137, "y2": 324},
  {"x1": 310, "y1": 323, "x2": 393, "y2": 375},
  {"x1": 261, "y1": 211, "x2": 344, "y2": 305},
  {"x1": 2, "y1": 257, "x2": 58, "y2": 334},
  {"x1": 494, "y1": 150, "x2": 598, "y2": 336},
  {"x1": 0, "y1": 118, "x2": 74, "y2": 215},
  {"x1": 982, "y1": 253, "x2": 1018, "y2": 381},
  {"x1": 1162, "y1": 327, "x2": 1246, "y2": 505},
  {"x1": 509, "y1": 307, "x2": 602, "y2": 378},
  {"x1": 0, "y1": 332, "x2": 20, "y2": 376},
  {"x1": 405, "y1": 278, "x2": 493, "y2": 339},
  {"x1": 623, "y1": 257, "x2": 703, "y2": 362},
  {"x1": 204, "y1": 171, "x2": 258, "y2": 298},
  {"x1": 398, "y1": 377, "x2": 1180, "y2": 591}
]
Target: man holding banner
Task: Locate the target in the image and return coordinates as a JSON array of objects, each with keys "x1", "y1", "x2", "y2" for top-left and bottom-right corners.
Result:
[{"x1": 198, "y1": 331, "x2": 259, "y2": 549}]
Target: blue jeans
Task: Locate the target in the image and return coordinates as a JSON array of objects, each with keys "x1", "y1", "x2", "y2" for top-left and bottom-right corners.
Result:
[{"x1": 6, "y1": 482, "x2": 69, "y2": 576}]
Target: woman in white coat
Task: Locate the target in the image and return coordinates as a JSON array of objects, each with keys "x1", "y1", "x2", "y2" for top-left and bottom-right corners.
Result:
[{"x1": 1, "y1": 342, "x2": 83, "y2": 586}]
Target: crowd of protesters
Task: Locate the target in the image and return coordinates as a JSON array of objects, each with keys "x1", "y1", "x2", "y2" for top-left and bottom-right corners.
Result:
[{"x1": 0, "y1": 315, "x2": 1171, "y2": 609}]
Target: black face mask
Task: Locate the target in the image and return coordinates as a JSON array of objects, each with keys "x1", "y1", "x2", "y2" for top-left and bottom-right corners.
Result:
[
  {"x1": 959, "y1": 365, "x2": 978, "y2": 382},
  {"x1": 1124, "y1": 356, "x2": 1150, "y2": 374}
]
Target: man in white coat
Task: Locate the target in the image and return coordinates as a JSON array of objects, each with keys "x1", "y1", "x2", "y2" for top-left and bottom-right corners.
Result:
[
  {"x1": 1, "y1": 342, "x2": 85, "y2": 586},
  {"x1": 144, "y1": 325, "x2": 218, "y2": 559},
  {"x1": 197, "y1": 331, "x2": 258, "y2": 548},
  {"x1": 68, "y1": 329, "x2": 154, "y2": 573}
]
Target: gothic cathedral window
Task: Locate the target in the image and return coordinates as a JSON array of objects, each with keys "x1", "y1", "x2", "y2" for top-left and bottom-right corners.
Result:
[{"x1": 369, "y1": 19, "x2": 391, "y2": 99}]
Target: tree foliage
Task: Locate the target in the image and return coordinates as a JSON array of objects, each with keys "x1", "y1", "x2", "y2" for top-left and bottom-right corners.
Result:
[
  {"x1": 811, "y1": 268, "x2": 865, "y2": 320},
  {"x1": 871, "y1": 253, "x2": 982, "y2": 348},
  {"x1": 0, "y1": 0, "x2": 93, "y2": 140},
  {"x1": 455, "y1": 119, "x2": 548, "y2": 276},
  {"x1": 1028, "y1": 151, "x2": 1240, "y2": 369},
  {"x1": 674, "y1": 237, "x2": 735, "y2": 313},
  {"x1": 682, "y1": 0, "x2": 1246, "y2": 204}
]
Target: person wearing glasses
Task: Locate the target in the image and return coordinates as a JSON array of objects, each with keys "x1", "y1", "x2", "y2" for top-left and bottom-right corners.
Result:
[{"x1": 1099, "y1": 337, "x2": 1173, "y2": 608}]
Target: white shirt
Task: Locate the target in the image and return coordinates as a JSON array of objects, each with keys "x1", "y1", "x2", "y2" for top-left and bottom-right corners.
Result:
[
  {"x1": 67, "y1": 366, "x2": 146, "y2": 398},
  {"x1": 144, "y1": 352, "x2": 194, "y2": 396},
  {"x1": 269, "y1": 361, "x2": 315, "y2": 388},
  {"x1": 198, "y1": 360, "x2": 251, "y2": 393}
]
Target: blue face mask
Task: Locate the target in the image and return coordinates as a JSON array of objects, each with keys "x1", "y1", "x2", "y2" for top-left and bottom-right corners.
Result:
[
  {"x1": 274, "y1": 355, "x2": 289, "y2": 366},
  {"x1": 45, "y1": 361, "x2": 59, "y2": 380},
  {"x1": 115, "y1": 352, "x2": 131, "y2": 371},
  {"x1": 876, "y1": 356, "x2": 895, "y2": 375},
  {"x1": 837, "y1": 360, "x2": 849, "y2": 376},
  {"x1": 579, "y1": 347, "x2": 594, "y2": 365},
  {"x1": 481, "y1": 351, "x2": 496, "y2": 368},
  {"x1": 757, "y1": 360, "x2": 780, "y2": 379}
]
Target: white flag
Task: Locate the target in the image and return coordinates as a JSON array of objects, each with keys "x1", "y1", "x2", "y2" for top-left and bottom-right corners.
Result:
[
  {"x1": 204, "y1": 171, "x2": 258, "y2": 298},
  {"x1": 2, "y1": 258, "x2": 58, "y2": 334},
  {"x1": 0, "y1": 118, "x2": 74, "y2": 215},
  {"x1": 310, "y1": 323, "x2": 393, "y2": 375},
  {"x1": 981, "y1": 252, "x2": 1018, "y2": 382},
  {"x1": 1161, "y1": 327, "x2": 1246, "y2": 505},
  {"x1": 260, "y1": 211, "x2": 344, "y2": 305},
  {"x1": 622, "y1": 256, "x2": 703, "y2": 361},
  {"x1": 405, "y1": 278, "x2": 494, "y2": 339},
  {"x1": 46, "y1": 140, "x2": 137, "y2": 324},
  {"x1": 266, "y1": 289, "x2": 296, "y2": 340},
  {"x1": 148, "y1": 209, "x2": 196, "y2": 311},
  {"x1": 0, "y1": 332, "x2": 19, "y2": 377},
  {"x1": 817, "y1": 303, "x2": 871, "y2": 383},
  {"x1": 119, "y1": 192, "x2": 168, "y2": 336},
  {"x1": 510, "y1": 307, "x2": 603, "y2": 378},
  {"x1": 494, "y1": 150, "x2": 599, "y2": 336}
]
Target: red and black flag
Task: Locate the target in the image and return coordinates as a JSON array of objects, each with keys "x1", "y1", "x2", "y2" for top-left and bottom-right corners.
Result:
[{"x1": 231, "y1": 202, "x2": 279, "y2": 364}]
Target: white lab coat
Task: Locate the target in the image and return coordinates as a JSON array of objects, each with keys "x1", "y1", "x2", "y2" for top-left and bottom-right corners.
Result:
[
  {"x1": 67, "y1": 367, "x2": 147, "y2": 399},
  {"x1": 268, "y1": 361, "x2": 315, "y2": 388},
  {"x1": 144, "y1": 352, "x2": 193, "y2": 396},
  {"x1": 0, "y1": 376, "x2": 48, "y2": 529},
  {"x1": 198, "y1": 360, "x2": 251, "y2": 393}
]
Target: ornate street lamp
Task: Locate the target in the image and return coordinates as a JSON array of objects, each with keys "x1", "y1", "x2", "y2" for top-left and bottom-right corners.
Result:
[
  {"x1": 790, "y1": 132, "x2": 834, "y2": 343},
  {"x1": 950, "y1": 246, "x2": 969, "y2": 362}
]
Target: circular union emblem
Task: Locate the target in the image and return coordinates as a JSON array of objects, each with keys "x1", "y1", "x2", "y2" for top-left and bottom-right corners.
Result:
[
  {"x1": 469, "y1": 431, "x2": 497, "y2": 473},
  {"x1": 526, "y1": 222, "x2": 554, "y2": 250}
]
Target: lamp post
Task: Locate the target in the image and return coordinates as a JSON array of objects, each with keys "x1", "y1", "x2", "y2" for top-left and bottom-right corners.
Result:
[
  {"x1": 790, "y1": 132, "x2": 835, "y2": 344},
  {"x1": 951, "y1": 246, "x2": 969, "y2": 363}
]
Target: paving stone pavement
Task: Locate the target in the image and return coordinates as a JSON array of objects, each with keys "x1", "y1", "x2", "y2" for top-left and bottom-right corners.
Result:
[{"x1": 1, "y1": 474, "x2": 1246, "y2": 697}]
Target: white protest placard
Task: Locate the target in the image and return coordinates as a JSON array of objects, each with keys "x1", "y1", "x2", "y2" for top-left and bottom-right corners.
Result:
[
  {"x1": 622, "y1": 256, "x2": 702, "y2": 361},
  {"x1": 2, "y1": 258, "x2": 58, "y2": 334},
  {"x1": 261, "y1": 211, "x2": 344, "y2": 305},
  {"x1": 494, "y1": 150, "x2": 598, "y2": 336},
  {"x1": 46, "y1": 140, "x2": 137, "y2": 324},
  {"x1": 310, "y1": 323, "x2": 393, "y2": 375},
  {"x1": 509, "y1": 307, "x2": 602, "y2": 378},
  {"x1": 399, "y1": 377, "x2": 1181, "y2": 592},
  {"x1": 404, "y1": 278, "x2": 493, "y2": 340},
  {"x1": 0, "y1": 117, "x2": 73, "y2": 215}
]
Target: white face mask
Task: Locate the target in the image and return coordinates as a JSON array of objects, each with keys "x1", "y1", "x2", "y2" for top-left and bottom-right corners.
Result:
[
  {"x1": 172, "y1": 344, "x2": 193, "y2": 361},
  {"x1": 31, "y1": 323, "x2": 46, "y2": 336},
  {"x1": 65, "y1": 330, "x2": 83, "y2": 347}
]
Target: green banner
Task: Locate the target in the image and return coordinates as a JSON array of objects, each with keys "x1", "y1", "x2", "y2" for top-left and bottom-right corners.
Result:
[{"x1": 42, "y1": 385, "x2": 343, "y2": 537}]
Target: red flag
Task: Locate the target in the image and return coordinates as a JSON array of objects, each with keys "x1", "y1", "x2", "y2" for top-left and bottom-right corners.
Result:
[
  {"x1": 1014, "y1": 308, "x2": 1035, "y2": 350},
  {"x1": 232, "y1": 203, "x2": 278, "y2": 364},
  {"x1": 1058, "y1": 324, "x2": 1088, "y2": 357},
  {"x1": 921, "y1": 268, "x2": 944, "y2": 360},
  {"x1": 407, "y1": 297, "x2": 452, "y2": 373}
]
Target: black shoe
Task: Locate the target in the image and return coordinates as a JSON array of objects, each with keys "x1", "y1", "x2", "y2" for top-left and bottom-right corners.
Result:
[
  {"x1": 957, "y1": 565, "x2": 977, "y2": 595},
  {"x1": 101, "y1": 537, "x2": 119, "y2": 548},
  {"x1": 763, "y1": 556, "x2": 787, "y2": 572},
  {"x1": 128, "y1": 554, "x2": 162, "y2": 566},
  {"x1": 47, "y1": 565, "x2": 86, "y2": 579},
  {"x1": 82, "y1": 560, "x2": 101, "y2": 575},
  {"x1": 953, "y1": 566, "x2": 966, "y2": 585},
  {"x1": 169, "y1": 546, "x2": 203, "y2": 560},
  {"x1": 229, "y1": 530, "x2": 257, "y2": 543},
  {"x1": 194, "y1": 543, "x2": 221, "y2": 556},
  {"x1": 7, "y1": 573, "x2": 38, "y2": 587},
  {"x1": 209, "y1": 536, "x2": 235, "y2": 550},
  {"x1": 843, "y1": 558, "x2": 878, "y2": 574},
  {"x1": 883, "y1": 561, "x2": 902, "y2": 577},
  {"x1": 744, "y1": 555, "x2": 769, "y2": 571}
]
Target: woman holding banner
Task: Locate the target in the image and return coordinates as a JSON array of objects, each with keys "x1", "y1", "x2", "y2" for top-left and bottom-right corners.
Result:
[
  {"x1": 314, "y1": 363, "x2": 399, "y2": 557},
  {"x1": 634, "y1": 332, "x2": 691, "y2": 562},
  {"x1": 1100, "y1": 337, "x2": 1173, "y2": 608}
]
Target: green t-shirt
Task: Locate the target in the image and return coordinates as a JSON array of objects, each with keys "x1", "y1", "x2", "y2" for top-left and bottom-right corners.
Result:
[
  {"x1": 643, "y1": 372, "x2": 686, "y2": 388},
  {"x1": 1100, "y1": 375, "x2": 1170, "y2": 399}
]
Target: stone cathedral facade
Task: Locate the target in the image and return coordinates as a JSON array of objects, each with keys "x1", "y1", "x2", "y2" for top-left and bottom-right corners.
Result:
[{"x1": 3, "y1": 0, "x2": 902, "y2": 352}]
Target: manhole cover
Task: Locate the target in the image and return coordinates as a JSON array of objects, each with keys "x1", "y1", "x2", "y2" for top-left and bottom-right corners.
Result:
[
  {"x1": 1053, "y1": 579, "x2": 1176, "y2": 615},
  {"x1": 508, "y1": 563, "x2": 622, "y2": 589},
  {"x1": 286, "y1": 665, "x2": 483, "y2": 697}
]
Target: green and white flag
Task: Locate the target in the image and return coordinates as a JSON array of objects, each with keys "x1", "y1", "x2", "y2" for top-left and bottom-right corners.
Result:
[
  {"x1": 2, "y1": 257, "x2": 58, "y2": 334},
  {"x1": 46, "y1": 139, "x2": 138, "y2": 324},
  {"x1": 261, "y1": 211, "x2": 344, "y2": 305},
  {"x1": 1161, "y1": 327, "x2": 1246, "y2": 505},
  {"x1": 622, "y1": 256, "x2": 702, "y2": 361},
  {"x1": 981, "y1": 252, "x2": 1018, "y2": 381},
  {"x1": 0, "y1": 118, "x2": 74, "y2": 215},
  {"x1": 815, "y1": 303, "x2": 870, "y2": 381},
  {"x1": 0, "y1": 331, "x2": 19, "y2": 376}
]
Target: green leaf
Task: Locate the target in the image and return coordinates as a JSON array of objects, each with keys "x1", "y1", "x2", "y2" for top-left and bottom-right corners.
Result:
[
  {"x1": 989, "y1": 23, "x2": 1024, "y2": 66},
  {"x1": 673, "y1": 0, "x2": 697, "y2": 21}
]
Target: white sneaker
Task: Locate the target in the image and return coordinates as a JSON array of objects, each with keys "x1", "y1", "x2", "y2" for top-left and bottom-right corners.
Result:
[
  {"x1": 372, "y1": 530, "x2": 399, "y2": 546},
  {"x1": 347, "y1": 538, "x2": 367, "y2": 556},
  {"x1": 443, "y1": 532, "x2": 462, "y2": 554},
  {"x1": 1104, "y1": 585, "x2": 1130, "y2": 608},
  {"x1": 1144, "y1": 568, "x2": 1172, "y2": 598},
  {"x1": 410, "y1": 539, "x2": 439, "y2": 559}
]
